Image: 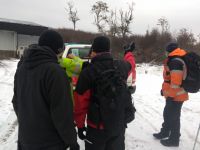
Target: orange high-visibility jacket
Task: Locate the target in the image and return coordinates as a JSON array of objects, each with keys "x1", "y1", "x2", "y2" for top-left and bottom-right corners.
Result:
[{"x1": 162, "y1": 48, "x2": 189, "y2": 101}]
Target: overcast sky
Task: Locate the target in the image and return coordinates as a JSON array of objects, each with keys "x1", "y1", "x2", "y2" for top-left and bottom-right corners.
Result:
[{"x1": 1, "y1": 0, "x2": 200, "y2": 37}]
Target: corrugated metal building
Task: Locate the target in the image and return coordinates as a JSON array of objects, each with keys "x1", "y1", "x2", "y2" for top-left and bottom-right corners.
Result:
[{"x1": 0, "y1": 18, "x2": 48, "y2": 58}]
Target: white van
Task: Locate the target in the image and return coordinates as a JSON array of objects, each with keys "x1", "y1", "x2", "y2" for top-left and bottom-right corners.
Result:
[{"x1": 62, "y1": 43, "x2": 91, "y2": 61}]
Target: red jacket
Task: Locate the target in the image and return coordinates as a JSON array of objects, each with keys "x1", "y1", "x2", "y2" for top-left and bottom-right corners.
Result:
[
  {"x1": 124, "y1": 52, "x2": 136, "y2": 86},
  {"x1": 74, "y1": 53, "x2": 132, "y2": 129}
]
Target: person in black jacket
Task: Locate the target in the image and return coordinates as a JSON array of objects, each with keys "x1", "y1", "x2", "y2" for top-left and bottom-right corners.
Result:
[
  {"x1": 12, "y1": 30, "x2": 79, "y2": 150},
  {"x1": 74, "y1": 36, "x2": 136, "y2": 150}
]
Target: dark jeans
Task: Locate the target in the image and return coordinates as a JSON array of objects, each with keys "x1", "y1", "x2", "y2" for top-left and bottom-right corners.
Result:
[
  {"x1": 161, "y1": 99, "x2": 183, "y2": 140},
  {"x1": 85, "y1": 126, "x2": 125, "y2": 150},
  {"x1": 18, "y1": 141, "x2": 67, "y2": 150}
]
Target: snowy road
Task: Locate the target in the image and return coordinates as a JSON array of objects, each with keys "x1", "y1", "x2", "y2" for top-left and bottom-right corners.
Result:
[
  {"x1": 0, "y1": 60, "x2": 200, "y2": 150},
  {"x1": 0, "y1": 60, "x2": 18, "y2": 150}
]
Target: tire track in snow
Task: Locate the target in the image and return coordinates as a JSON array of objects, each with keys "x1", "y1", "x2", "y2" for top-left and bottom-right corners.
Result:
[
  {"x1": 136, "y1": 112, "x2": 158, "y2": 131},
  {"x1": 184, "y1": 128, "x2": 200, "y2": 145},
  {"x1": 0, "y1": 82, "x2": 13, "y2": 86},
  {"x1": 0, "y1": 120, "x2": 18, "y2": 144}
]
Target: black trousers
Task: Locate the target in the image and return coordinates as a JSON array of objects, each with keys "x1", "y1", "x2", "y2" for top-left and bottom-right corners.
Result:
[
  {"x1": 18, "y1": 141, "x2": 67, "y2": 150},
  {"x1": 85, "y1": 126, "x2": 125, "y2": 150},
  {"x1": 161, "y1": 99, "x2": 183, "y2": 140}
]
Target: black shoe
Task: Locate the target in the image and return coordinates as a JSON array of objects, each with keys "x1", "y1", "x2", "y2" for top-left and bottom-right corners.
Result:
[
  {"x1": 160, "y1": 138, "x2": 179, "y2": 147},
  {"x1": 153, "y1": 132, "x2": 169, "y2": 139}
]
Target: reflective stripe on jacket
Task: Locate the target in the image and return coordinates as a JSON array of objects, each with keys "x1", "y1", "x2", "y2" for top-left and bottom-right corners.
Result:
[{"x1": 162, "y1": 48, "x2": 189, "y2": 102}]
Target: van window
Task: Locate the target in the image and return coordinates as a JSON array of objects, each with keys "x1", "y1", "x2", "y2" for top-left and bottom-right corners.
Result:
[{"x1": 69, "y1": 48, "x2": 91, "y2": 59}]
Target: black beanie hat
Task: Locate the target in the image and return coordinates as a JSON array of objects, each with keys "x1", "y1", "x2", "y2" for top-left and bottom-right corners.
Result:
[
  {"x1": 38, "y1": 30, "x2": 64, "y2": 54},
  {"x1": 91, "y1": 36, "x2": 110, "y2": 53},
  {"x1": 124, "y1": 42, "x2": 135, "y2": 52},
  {"x1": 166, "y1": 42, "x2": 178, "y2": 53}
]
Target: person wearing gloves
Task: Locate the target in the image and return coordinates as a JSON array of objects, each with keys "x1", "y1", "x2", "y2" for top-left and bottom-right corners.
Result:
[
  {"x1": 12, "y1": 30, "x2": 79, "y2": 150},
  {"x1": 74, "y1": 36, "x2": 135, "y2": 150},
  {"x1": 153, "y1": 42, "x2": 188, "y2": 147},
  {"x1": 123, "y1": 42, "x2": 136, "y2": 94}
]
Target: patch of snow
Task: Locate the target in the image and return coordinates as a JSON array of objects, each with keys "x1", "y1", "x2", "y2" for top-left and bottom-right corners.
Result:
[{"x1": 0, "y1": 61, "x2": 199, "y2": 150}]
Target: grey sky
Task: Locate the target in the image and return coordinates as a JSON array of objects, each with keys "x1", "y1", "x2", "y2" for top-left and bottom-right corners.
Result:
[{"x1": 1, "y1": 0, "x2": 200, "y2": 37}]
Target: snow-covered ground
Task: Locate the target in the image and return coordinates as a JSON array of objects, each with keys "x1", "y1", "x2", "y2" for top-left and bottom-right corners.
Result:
[{"x1": 0, "y1": 60, "x2": 199, "y2": 150}]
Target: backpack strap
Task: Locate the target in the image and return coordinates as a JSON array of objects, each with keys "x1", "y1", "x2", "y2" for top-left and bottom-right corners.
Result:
[{"x1": 172, "y1": 58, "x2": 187, "y2": 80}]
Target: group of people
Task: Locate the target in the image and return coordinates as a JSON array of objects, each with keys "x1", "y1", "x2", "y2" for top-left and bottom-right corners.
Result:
[{"x1": 12, "y1": 29, "x2": 188, "y2": 150}]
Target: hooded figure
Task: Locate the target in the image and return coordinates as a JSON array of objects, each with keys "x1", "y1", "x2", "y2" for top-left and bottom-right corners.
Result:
[{"x1": 12, "y1": 30, "x2": 79, "y2": 150}]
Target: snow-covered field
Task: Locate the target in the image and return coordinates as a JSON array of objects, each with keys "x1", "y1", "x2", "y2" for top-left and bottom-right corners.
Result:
[{"x1": 0, "y1": 60, "x2": 199, "y2": 150}]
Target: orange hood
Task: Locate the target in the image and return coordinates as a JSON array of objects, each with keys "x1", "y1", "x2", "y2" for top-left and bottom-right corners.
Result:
[{"x1": 168, "y1": 48, "x2": 187, "y2": 57}]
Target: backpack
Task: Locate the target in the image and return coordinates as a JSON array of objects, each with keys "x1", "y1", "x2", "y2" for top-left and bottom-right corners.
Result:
[
  {"x1": 182, "y1": 52, "x2": 200, "y2": 93},
  {"x1": 87, "y1": 61, "x2": 135, "y2": 135},
  {"x1": 173, "y1": 52, "x2": 200, "y2": 93}
]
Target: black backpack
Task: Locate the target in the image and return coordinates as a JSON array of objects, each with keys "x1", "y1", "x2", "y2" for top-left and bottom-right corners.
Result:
[
  {"x1": 88, "y1": 61, "x2": 135, "y2": 135},
  {"x1": 181, "y1": 52, "x2": 200, "y2": 93}
]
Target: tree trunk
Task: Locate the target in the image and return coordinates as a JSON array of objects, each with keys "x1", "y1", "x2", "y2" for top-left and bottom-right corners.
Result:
[{"x1": 73, "y1": 22, "x2": 76, "y2": 30}]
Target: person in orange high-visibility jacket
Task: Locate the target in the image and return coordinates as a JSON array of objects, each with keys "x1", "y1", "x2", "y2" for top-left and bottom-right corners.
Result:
[{"x1": 153, "y1": 43, "x2": 189, "y2": 147}]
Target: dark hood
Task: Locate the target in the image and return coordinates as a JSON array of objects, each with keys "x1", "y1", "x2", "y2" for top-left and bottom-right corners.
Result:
[
  {"x1": 22, "y1": 45, "x2": 58, "y2": 69},
  {"x1": 91, "y1": 52, "x2": 113, "y2": 64}
]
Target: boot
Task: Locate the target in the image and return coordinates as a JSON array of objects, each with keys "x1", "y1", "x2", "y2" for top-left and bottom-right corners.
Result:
[
  {"x1": 153, "y1": 132, "x2": 169, "y2": 140},
  {"x1": 160, "y1": 138, "x2": 179, "y2": 147}
]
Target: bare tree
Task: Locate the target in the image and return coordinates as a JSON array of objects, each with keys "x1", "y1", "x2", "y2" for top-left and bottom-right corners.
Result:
[
  {"x1": 157, "y1": 17, "x2": 170, "y2": 34},
  {"x1": 106, "y1": 10, "x2": 119, "y2": 37},
  {"x1": 66, "y1": 1, "x2": 80, "y2": 30},
  {"x1": 118, "y1": 2, "x2": 134, "y2": 38},
  {"x1": 176, "y1": 28, "x2": 196, "y2": 49},
  {"x1": 91, "y1": 1, "x2": 109, "y2": 33}
]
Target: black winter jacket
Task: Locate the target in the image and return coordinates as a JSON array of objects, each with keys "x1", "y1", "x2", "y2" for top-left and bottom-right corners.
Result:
[
  {"x1": 74, "y1": 53, "x2": 136, "y2": 129},
  {"x1": 12, "y1": 45, "x2": 77, "y2": 148}
]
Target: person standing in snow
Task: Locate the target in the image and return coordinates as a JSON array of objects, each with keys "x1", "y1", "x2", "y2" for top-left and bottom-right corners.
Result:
[
  {"x1": 59, "y1": 53, "x2": 84, "y2": 79},
  {"x1": 12, "y1": 30, "x2": 79, "y2": 150},
  {"x1": 123, "y1": 42, "x2": 136, "y2": 94},
  {"x1": 59, "y1": 53, "x2": 88, "y2": 106},
  {"x1": 153, "y1": 43, "x2": 189, "y2": 147},
  {"x1": 74, "y1": 36, "x2": 136, "y2": 150}
]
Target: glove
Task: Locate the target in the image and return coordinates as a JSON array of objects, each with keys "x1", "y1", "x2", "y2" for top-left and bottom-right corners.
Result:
[
  {"x1": 166, "y1": 97, "x2": 174, "y2": 101},
  {"x1": 128, "y1": 86, "x2": 136, "y2": 94},
  {"x1": 69, "y1": 143, "x2": 80, "y2": 150},
  {"x1": 160, "y1": 90, "x2": 163, "y2": 96},
  {"x1": 78, "y1": 127, "x2": 87, "y2": 140}
]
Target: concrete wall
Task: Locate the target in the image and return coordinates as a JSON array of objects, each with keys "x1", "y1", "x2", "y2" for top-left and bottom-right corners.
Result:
[
  {"x1": 0, "y1": 31, "x2": 39, "y2": 58},
  {"x1": 0, "y1": 30, "x2": 17, "y2": 51}
]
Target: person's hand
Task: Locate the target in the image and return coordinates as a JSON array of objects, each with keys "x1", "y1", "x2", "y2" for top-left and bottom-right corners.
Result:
[
  {"x1": 67, "y1": 53, "x2": 75, "y2": 59},
  {"x1": 78, "y1": 127, "x2": 87, "y2": 140},
  {"x1": 69, "y1": 143, "x2": 80, "y2": 150},
  {"x1": 167, "y1": 97, "x2": 174, "y2": 101},
  {"x1": 160, "y1": 90, "x2": 163, "y2": 96},
  {"x1": 57, "y1": 52, "x2": 63, "y2": 59},
  {"x1": 128, "y1": 86, "x2": 136, "y2": 94}
]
